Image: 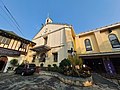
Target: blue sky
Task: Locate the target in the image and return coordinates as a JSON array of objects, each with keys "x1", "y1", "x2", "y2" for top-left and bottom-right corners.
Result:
[{"x1": 0, "y1": 0, "x2": 120, "y2": 40}]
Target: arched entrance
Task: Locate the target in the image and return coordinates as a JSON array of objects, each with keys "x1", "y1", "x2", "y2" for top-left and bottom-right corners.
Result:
[
  {"x1": 0, "y1": 56, "x2": 8, "y2": 71},
  {"x1": 39, "y1": 53, "x2": 46, "y2": 62}
]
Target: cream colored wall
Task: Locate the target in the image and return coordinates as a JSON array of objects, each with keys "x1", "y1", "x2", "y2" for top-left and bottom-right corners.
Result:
[
  {"x1": 31, "y1": 46, "x2": 67, "y2": 67},
  {"x1": 76, "y1": 27, "x2": 120, "y2": 54},
  {"x1": 32, "y1": 38, "x2": 44, "y2": 47},
  {"x1": 40, "y1": 27, "x2": 76, "y2": 67},
  {"x1": 94, "y1": 31, "x2": 105, "y2": 52},
  {"x1": 116, "y1": 28, "x2": 120, "y2": 39},
  {"x1": 99, "y1": 28, "x2": 120, "y2": 52},
  {"x1": 33, "y1": 24, "x2": 69, "y2": 40},
  {"x1": 26, "y1": 44, "x2": 36, "y2": 63},
  {"x1": 99, "y1": 30, "x2": 112, "y2": 52},
  {"x1": 49, "y1": 30, "x2": 62, "y2": 47},
  {"x1": 32, "y1": 24, "x2": 69, "y2": 47},
  {"x1": 75, "y1": 33, "x2": 99, "y2": 54},
  {"x1": 30, "y1": 24, "x2": 70, "y2": 67},
  {"x1": 91, "y1": 33, "x2": 100, "y2": 52},
  {"x1": 75, "y1": 36, "x2": 81, "y2": 54},
  {"x1": 65, "y1": 28, "x2": 75, "y2": 50},
  {"x1": 33, "y1": 28, "x2": 65, "y2": 48},
  {"x1": 42, "y1": 46, "x2": 67, "y2": 67}
]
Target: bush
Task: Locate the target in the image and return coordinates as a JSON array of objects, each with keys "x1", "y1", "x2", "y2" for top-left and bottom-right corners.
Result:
[
  {"x1": 10, "y1": 59, "x2": 18, "y2": 66},
  {"x1": 59, "y1": 58, "x2": 71, "y2": 74},
  {"x1": 59, "y1": 58, "x2": 71, "y2": 68},
  {"x1": 56, "y1": 67, "x2": 63, "y2": 73}
]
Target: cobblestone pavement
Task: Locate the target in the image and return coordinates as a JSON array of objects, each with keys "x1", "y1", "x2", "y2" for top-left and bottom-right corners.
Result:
[
  {"x1": 0, "y1": 73, "x2": 119, "y2": 90},
  {"x1": 92, "y1": 73, "x2": 120, "y2": 89}
]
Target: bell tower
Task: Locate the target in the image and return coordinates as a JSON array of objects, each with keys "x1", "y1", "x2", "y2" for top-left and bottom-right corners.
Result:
[{"x1": 45, "y1": 17, "x2": 53, "y2": 24}]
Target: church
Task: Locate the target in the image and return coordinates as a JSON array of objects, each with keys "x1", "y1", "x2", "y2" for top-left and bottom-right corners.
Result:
[
  {"x1": 27, "y1": 17, "x2": 75, "y2": 67},
  {"x1": 27, "y1": 18, "x2": 120, "y2": 74}
]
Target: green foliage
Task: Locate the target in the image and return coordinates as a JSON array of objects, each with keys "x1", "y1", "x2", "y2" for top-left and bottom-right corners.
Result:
[
  {"x1": 59, "y1": 58, "x2": 71, "y2": 68},
  {"x1": 57, "y1": 67, "x2": 64, "y2": 73},
  {"x1": 59, "y1": 58, "x2": 71, "y2": 74},
  {"x1": 68, "y1": 55, "x2": 83, "y2": 76},
  {"x1": 68, "y1": 55, "x2": 83, "y2": 68},
  {"x1": 10, "y1": 59, "x2": 18, "y2": 66},
  {"x1": 45, "y1": 57, "x2": 91, "y2": 78},
  {"x1": 47, "y1": 64, "x2": 63, "y2": 72}
]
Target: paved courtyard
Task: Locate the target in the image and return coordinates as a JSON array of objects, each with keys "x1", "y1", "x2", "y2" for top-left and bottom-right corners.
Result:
[{"x1": 0, "y1": 72, "x2": 119, "y2": 90}]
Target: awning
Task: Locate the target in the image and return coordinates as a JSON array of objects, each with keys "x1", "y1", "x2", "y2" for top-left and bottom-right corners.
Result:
[{"x1": 31, "y1": 45, "x2": 51, "y2": 52}]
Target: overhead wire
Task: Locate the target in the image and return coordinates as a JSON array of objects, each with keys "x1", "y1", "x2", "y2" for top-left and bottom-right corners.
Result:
[
  {"x1": 0, "y1": 11, "x2": 16, "y2": 29},
  {"x1": 0, "y1": 0, "x2": 25, "y2": 37},
  {"x1": 3, "y1": 5, "x2": 25, "y2": 37},
  {"x1": 0, "y1": 5, "x2": 17, "y2": 28},
  {"x1": 4, "y1": 5, "x2": 22, "y2": 30}
]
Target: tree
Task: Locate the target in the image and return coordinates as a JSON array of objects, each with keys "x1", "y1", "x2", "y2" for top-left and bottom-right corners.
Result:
[
  {"x1": 59, "y1": 58, "x2": 71, "y2": 68},
  {"x1": 68, "y1": 55, "x2": 83, "y2": 76},
  {"x1": 59, "y1": 58, "x2": 71, "y2": 74}
]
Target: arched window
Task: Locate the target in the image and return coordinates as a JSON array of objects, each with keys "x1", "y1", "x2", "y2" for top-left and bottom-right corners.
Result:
[
  {"x1": 109, "y1": 34, "x2": 120, "y2": 48},
  {"x1": 84, "y1": 39, "x2": 92, "y2": 51}
]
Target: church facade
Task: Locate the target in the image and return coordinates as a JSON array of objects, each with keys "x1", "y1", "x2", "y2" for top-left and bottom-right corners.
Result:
[
  {"x1": 27, "y1": 18, "x2": 76, "y2": 67},
  {"x1": 27, "y1": 18, "x2": 120, "y2": 74}
]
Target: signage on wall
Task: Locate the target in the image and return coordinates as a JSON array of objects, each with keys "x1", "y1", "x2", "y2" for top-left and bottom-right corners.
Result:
[
  {"x1": 104, "y1": 60, "x2": 116, "y2": 75},
  {"x1": 0, "y1": 47, "x2": 20, "y2": 56}
]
